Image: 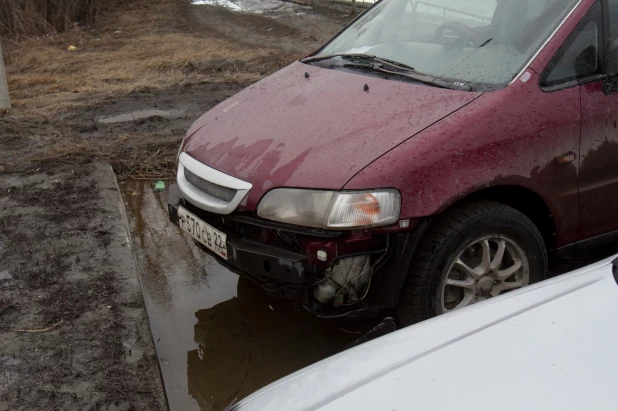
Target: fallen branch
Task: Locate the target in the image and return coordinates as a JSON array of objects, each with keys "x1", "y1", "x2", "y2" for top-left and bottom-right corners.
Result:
[{"x1": 11, "y1": 319, "x2": 64, "y2": 333}]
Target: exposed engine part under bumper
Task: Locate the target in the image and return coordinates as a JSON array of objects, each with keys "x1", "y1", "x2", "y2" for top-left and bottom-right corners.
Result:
[
  {"x1": 168, "y1": 183, "x2": 430, "y2": 316},
  {"x1": 313, "y1": 255, "x2": 372, "y2": 305}
]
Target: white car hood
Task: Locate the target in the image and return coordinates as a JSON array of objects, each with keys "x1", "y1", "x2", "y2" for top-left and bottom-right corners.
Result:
[{"x1": 234, "y1": 256, "x2": 618, "y2": 411}]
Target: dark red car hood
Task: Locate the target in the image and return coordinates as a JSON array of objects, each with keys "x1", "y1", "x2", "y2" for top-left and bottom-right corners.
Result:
[{"x1": 184, "y1": 61, "x2": 481, "y2": 208}]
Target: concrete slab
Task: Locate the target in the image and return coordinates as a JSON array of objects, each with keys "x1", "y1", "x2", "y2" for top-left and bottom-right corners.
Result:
[{"x1": 0, "y1": 163, "x2": 166, "y2": 409}]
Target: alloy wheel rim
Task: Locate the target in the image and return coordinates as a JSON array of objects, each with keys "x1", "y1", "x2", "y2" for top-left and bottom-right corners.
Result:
[{"x1": 439, "y1": 235, "x2": 530, "y2": 313}]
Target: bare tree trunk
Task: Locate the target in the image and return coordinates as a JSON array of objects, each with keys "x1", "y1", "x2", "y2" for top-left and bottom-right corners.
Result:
[
  {"x1": 311, "y1": 0, "x2": 315, "y2": 7},
  {"x1": 351, "y1": 0, "x2": 356, "y2": 15},
  {"x1": 0, "y1": 41, "x2": 11, "y2": 109}
]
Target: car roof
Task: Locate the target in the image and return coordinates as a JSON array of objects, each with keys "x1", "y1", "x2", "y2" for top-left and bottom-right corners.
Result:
[{"x1": 234, "y1": 255, "x2": 618, "y2": 411}]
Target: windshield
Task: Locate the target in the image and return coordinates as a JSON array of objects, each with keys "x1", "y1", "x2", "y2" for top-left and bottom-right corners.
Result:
[{"x1": 312, "y1": 0, "x2": 581, "y2": 89}]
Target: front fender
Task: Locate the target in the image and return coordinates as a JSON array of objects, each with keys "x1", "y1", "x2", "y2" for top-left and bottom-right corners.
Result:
[{"x1": 344, "y1": 74, "x2": 580, "y2": 247}]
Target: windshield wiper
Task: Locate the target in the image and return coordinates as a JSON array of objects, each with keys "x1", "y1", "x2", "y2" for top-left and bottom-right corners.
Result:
[
  {"x1": 301, "y1": 53, "x2": 471, "y2": 91},
  {"x1": 342, "y1": 62, "x2": 470, "y2": 91},
  {"x1": 302, "y1": 53, "x2": 415, "y2": 72},
  {"x1": 301, "y1": 53, "x2": 368, "y2": 63}
]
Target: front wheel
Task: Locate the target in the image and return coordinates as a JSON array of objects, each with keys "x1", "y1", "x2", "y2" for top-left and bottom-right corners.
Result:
[{"x1": 397, "y1": 201, "x2": 547, "y2": 326}]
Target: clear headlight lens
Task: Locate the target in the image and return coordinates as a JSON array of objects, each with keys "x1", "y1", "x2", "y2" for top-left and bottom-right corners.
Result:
[
  {"x1": 256, "y1": 189, "x2": 335, "y2": 228},
  {"x1": 257, "y1": 189, "x2": 401, "y2": 229}
]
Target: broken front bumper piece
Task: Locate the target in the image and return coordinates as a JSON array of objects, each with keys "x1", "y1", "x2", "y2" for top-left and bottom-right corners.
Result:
[
  {"x1": 168, "y1": 184, "x2": 309, "y2": 284},
  {"x1": 168, "y1": 183, "x2": 428, "y2": 316}
]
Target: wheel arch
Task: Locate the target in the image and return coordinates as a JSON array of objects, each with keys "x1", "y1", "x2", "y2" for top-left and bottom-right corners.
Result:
[
  {"x1": 438, "y1": 185, "x2": 557, "y2": 256},
  {"x1": 378, "y1": 185, "x2": 556, "y2": 311}
]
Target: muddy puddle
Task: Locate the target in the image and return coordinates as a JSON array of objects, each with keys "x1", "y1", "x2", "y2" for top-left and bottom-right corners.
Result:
[
  {"x1": 191, "y1": 0, "x2": 376, "y2": 15},
  {"x1": 192, "y1": 0, "x2": 310, "y2": 16},
  {"x1": 97, "y1": 109, "x2": 185, "y2": 124},
  {"x1": 121, "y1": 181, "x2": 367, "y2": 410}
]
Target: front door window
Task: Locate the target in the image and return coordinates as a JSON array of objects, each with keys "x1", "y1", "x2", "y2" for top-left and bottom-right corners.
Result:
[{"x1": 541, "y1": 0, "x2": 603, "y2": 89}]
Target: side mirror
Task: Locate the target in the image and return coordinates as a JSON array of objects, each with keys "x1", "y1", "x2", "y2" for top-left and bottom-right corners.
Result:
[
  {"x1": 604, "y1": 40, "x2": 618, "y2": 94},
  {"x1": 609, "y1": 39, "x2": 618, "y2": 77}
]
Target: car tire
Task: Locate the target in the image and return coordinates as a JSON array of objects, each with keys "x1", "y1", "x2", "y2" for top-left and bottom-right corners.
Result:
[{"x1": 397, "y1": 200, "x2": 547, "y2": 326}]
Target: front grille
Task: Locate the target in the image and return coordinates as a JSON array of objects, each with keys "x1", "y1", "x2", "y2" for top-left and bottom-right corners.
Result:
[{"x1": 184, "y1": 168, "x2": 237, "y2": 202}]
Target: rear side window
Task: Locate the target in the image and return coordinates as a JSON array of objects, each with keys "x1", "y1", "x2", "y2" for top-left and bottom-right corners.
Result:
[{"x1": 541, "y1": 0, "x2": 603, "y2": 89}]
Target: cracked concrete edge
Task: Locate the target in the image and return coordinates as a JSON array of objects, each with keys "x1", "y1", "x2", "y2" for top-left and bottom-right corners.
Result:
[
  {"x1": 105, "y1": 164, "x2": 171, "y2": 411},
  {"x1": 0, "y1": 42, "x2": 10, "y2": 109}
]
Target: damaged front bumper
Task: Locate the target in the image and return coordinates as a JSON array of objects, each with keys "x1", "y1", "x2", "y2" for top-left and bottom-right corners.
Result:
[{"x1": 168, "y1": 184, "x2": 428, "y2": 317}]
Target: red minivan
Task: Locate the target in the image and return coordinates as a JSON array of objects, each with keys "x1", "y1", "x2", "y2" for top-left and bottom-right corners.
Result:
[{"x1": 168, "y1": 0, "x2": 618, "y2": 325}]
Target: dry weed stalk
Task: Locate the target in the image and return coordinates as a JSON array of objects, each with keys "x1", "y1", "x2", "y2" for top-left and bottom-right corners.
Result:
[{"x1": 0, "y1": 0, "x2": 106, "y2": 39}]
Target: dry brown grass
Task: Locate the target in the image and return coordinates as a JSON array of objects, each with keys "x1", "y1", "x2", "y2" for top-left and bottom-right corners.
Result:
[
  {"x1": 8, "y1": 33, "x2": 288, "y2": 115},
  {"x1": 5, "y1": 0, "x2": 297, "y2": 116},
  {"x1": 0, "y1": 0, "x2": 300, "y2": 179},
  {"x1": 0, "y1": 0, "x2": 102, "y2": 39}
]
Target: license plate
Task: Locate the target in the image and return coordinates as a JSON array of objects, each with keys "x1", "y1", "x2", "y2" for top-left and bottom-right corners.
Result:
[{"x1": 177, "y1": 207, "x2": 228, "y2": 260}]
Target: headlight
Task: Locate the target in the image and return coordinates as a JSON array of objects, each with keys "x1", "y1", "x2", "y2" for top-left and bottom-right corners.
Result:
[
  {"x1": 257, "y1": 189, "x2": 401, "y2": 229},
  {"x1": 327, "y1": 191, "x2": 401, "y2": 228}
]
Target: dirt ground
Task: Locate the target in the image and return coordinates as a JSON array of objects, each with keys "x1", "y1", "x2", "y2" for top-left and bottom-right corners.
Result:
[
  {"x1": 0, "y1": 0, "x2": 355, "y2": 409},
  {"x1": 0, "y1": 165, "x2": 167, "y2": 410}
]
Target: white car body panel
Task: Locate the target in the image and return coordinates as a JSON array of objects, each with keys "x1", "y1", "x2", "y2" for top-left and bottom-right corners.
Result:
[{"x1": 234, "y1": 255, "x2": 618, "y2": 411}]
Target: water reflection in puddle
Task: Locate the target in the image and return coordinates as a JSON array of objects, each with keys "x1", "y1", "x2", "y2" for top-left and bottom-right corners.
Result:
[
  {"x1": 192, "y1": 0, "x2": 310, "y2": 15},
  {"x1": 120, "y1": 181, "x2": 360, "y2": 410},
  {"x1": 193, "y1": 0, "x2": 241, "y2": 10},
  {"x1": 97, "y1": 109, "x2": 185, "y2": 124}
]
